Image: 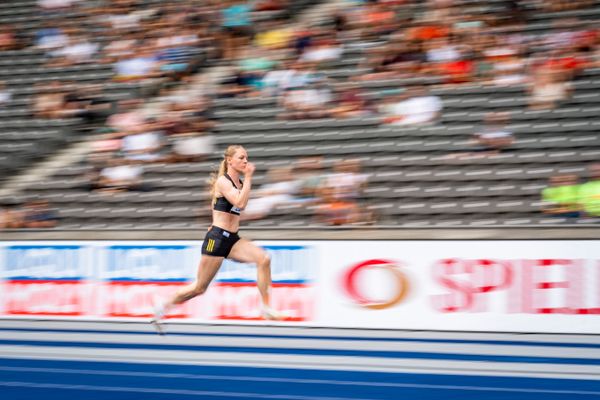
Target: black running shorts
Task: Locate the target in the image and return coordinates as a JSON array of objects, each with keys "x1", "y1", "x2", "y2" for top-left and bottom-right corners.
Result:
[{"x1": 201, "y1": 226, "x2": 241, "y2": 257}]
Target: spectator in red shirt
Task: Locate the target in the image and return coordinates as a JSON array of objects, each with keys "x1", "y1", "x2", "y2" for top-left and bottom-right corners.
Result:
[{"x1": 0, "y1": 25, "x2": 18, "y2": 51}]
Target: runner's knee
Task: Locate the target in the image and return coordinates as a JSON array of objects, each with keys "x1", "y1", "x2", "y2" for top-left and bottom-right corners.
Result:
[{"x1": 258, "y1": 253, "x2": 271, "y2": 268}]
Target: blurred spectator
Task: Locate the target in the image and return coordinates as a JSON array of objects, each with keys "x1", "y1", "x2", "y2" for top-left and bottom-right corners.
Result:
[
  {"x1": 159, "y1": 96, "x2": 216, "y2": 136},
  {"x1": 0, "y1": 207, "x2": 7, "y2": 229},
  {"x1": 329, "y1": 83, "x2": 373, "y2": 118},
  {"x1": 0, "y1": 25, "x2": 18, "y2": 51},
  {"x1": 217, "y1": 67, "x2": 258, "y2": 98},
  {"x1": 158, "y1": 95, "x2": 218, "y2": 163},
  {"x1": 324, "y1": 159, "x2": 369, "y2": 202},
  {"x1": 542, "y1": 48, "x2": 588, "y2": 80},
  {"x1": 484, "y1": 39, "x2": 528, "y2": 86},
  {"x1": 280, "y1": 80, "x2": 332, "y2": 119},
  {"x1": 243, "y1": 166, "x2": 299, "y2": 220},
  {"x1": 114, "y1": 47, "x2": 161, "y2": 81},
  {"x1": 543, "y1": 0, "x2": 593, "y2": 12},
  {"x1": 171, "y1": 132, "x2": 215, "y2": 163},
  {"x1": 107, "y1": 99, "x2": 145, "y2": 132},
  {"x1": 83, "y1": 147, "x2": 118, "y2": 192},
  {"x1": 99, "y1": 3, "x2": 143, "y2": 32},
  {"x1": 380, "y1": 85, "x2": 442, "y2": 125},
  {"x1": 0, "y1": 82, "x2": 12, "y2": 106},
  {"x1": 473, "y1": 112, "x2": 514, "y2": 154},
  {"x1": 40, "y1": 81, "x2": 108, "y2": 120},
  {"x1": 35, "y1": 25, "x2": 70, "y2": 51},
  {"x1": 102, "y1": 31, "x2": 139, "y2": 64},
  {"x1": 97, "y1": 157, "x2": 147, "y2": 194},
  {"x1": 262, "y1": 59, "x2": 296, "y2": 96},
  {"x1": 528, "y1": 67, "x2": 572, "y2": 109},
  {"x1": 295, "y1": 156, "x2": 325, "y2": 204},
  {"x1": 155, "y1": 26, "x2": 206, "y2": 80},
  {"x1": 541, "y1": 174, "x2": 582, "y2": 219},
  {"x1": 319, "y1": 158, "x2": 374, "y2": 225},
  {"x1": 358, "y1": 40, "x2": 424, "y2": 81},
  {"x1": 0, "y1": 203, "x2": 25, "y2": 229},
  {"x1": 256, "y1": 0, "x2": 286, "y2": 11},
  {"x1": 38, "y1": 0, "x2": 79, "y2": 10},
  {"x1": 300, "y1": 31, "x2": 342, "y2": 64},
  {"x1": 424, "y1": 37, "x2": 461, "y2": 66},
  {"x1": 236, "y1": 47, "x2": 277, "y2": 93},
  {"x1": 350, "y1": 1, "x2": 397, "y2": 40},
  {"x1": 33, "y1": 81, "x2": 70, "y2": 119},
  {"x1": 254, "y1": 18, "x2": 294, "y2": 50},
  {"x1": 221, "y1": 0, "x2": 255, "y2": 60},
  {"x1": 405, "y1": 18, "x2": 450, "y2": 43},
  {"x1": 121, "y1": 119, "x2": 166, "y2": 162},
  {"x1": 315, "y1": 184, "x2": 360, "y2": 226},
  {"x1": 423, "y1": 36, "x2": 476, "y2": 84},
  {"x1": 49, "y1": 36, "x2": 99, "y2": 66},
  {"x1": 69, "y1": 84, "x2": 114, "y2": 123},
  {"x1": 579, "y1": 163, "x2": 600, "y2": 218},
  {"x1": 278, "y1": 64, "x2": 331, "y2": 119},
  {"x1": 23, "y1": 200, "x2": 59, "y2": 228}
]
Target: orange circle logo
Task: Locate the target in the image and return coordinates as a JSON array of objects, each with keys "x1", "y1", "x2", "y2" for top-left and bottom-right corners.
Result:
[{"x1": 342, "y1": 259, "x2": 410, "y2": 310}]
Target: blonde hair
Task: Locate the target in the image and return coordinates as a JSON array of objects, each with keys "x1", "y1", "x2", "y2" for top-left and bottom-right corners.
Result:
[{"x1": 209, "y1": 145, "x2": 244, "y2": 200}]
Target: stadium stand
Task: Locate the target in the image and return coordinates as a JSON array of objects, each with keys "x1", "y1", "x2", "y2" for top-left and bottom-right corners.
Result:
[{"x1": 1, "y1": 0, "x2": 599, "y2": 229}]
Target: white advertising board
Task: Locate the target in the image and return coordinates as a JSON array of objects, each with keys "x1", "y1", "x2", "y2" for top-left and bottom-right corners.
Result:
[
  {"x1": 316, "y1": 240, "x2": 600, "y2": 333},
  {"x1": 0, "y1": 240, "x2": 598, "y2": 333}
]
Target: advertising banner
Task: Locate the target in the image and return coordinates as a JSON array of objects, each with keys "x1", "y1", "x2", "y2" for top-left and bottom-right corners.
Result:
[
  {"x1": 317, "y1": 240, "x2": 600, "y2": 333},
  {"x1": 1, "y1": 244, "x2": 92, "y2": 316},
  {"x1": 0, "y1": 241, "x2": 317, "y2": 323},
  {"x1": 0, "y1": 240, "x2": 599, "y2": 333}
]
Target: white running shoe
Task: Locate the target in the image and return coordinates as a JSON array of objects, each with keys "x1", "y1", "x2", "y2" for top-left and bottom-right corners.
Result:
[
  {"x1": 151, "y1": 300, "x2": 166, "y2": 335},
  {"x1": 262, "y1": 307, "x2": 285, "y2": 321},
  {"x1": 150, "y1": 317, "x2": 166, "y2": 335}
]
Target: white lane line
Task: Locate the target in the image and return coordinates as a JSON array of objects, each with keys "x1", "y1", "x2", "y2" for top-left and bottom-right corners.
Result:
[
  {"x1": 0, "y1": 331, "x2": 598, "y2": 359},
  {"x1": 1, "y1": 320, "x2": 598, "y2": 345},
  {"x1": 1, "y1": 379, "x2": 599, "y2": 397},
  {"x1": 1, "y1": 345, "x2": 599, "y2": 380},
  {"x1": 0, "y1": 381, "x2": 376, "y2": 400}
]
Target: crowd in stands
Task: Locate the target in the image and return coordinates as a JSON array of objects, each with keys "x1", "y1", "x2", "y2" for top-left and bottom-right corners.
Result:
[
  {"x1": 1, "y1": 0, "x2": 600, "y2": 228},
  {"x1": 244, "y1": 156, "x2": 373, "y2": 226},
  {"x1": 211, "y1": 0, "x2": 600, "y2": 223},
  {"x1": 213, "y1": 0, "x2": 600, "y2": 126}
]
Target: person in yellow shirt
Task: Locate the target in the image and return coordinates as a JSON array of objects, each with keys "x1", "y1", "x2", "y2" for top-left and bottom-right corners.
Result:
[
  {"x1": 541, "y1": 174, "x2": 581, "y2": 218},
  {"x1": 254, "y1": 19, "x2": 293, "y2": 49},
  {"x1": 579, "y1": 163, "x2": 600, "y2": 217}
]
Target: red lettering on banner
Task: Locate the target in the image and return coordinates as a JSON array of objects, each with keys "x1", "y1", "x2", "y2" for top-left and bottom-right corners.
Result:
[
  {"x1": 4, "y1": 281, "x2": 84, "y2": 316},
  {"x1": 432, "y1": 258, "x2": 600, "y2": 314},
  {"x1": 566, "y1": 260, "x2": 584, "y2": 312},
  {"x1": 213, "y1": 283, "x2": 314, "y2": 321},
  {"x1": 431, "y1": 259, "x2": 473, "y2": 312},
  {"x1": 533, "y1": 259, "x2": 570, "y2": 314},
  {"x1": 521, "y1": 259, "x2": 534, "y2": 314},
  {"x1": 103, "y1": 282, "x2": 188, "y2": 318},
  {"x1": 431, "y1": 259, "x2": 512, "y2": 312}
]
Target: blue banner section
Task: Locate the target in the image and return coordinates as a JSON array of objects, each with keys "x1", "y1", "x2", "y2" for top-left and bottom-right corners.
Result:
[
  {"x1": 217, "y1": 245, "x2": 314, "y2": 284},
  {"x1": 104, "y1": 245, "x2": 195, "y2": 282},
  {"x1": 3, "y1": 246, "x2": 85, "y2": 280},
  {"x1": 0, "y1": 242, "x2": 314, "y2": 285}
]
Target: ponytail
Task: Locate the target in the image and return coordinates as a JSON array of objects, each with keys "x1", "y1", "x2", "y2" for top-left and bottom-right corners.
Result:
[{"x1": 209, "y1": 145, "x2": 243, "y2": 201}]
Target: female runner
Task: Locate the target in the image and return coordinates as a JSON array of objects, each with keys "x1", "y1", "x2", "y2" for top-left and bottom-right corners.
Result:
[{"x1": 152, "y1": 145, "x2": 282, "y2": 332}]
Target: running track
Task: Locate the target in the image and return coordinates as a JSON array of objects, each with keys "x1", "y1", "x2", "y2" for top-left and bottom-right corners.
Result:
[{"x1": 0, "y1": 320, "x2": 598, "y2": 399}]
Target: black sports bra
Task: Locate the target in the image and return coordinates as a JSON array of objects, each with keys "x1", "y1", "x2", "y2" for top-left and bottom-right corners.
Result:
[{"x1": 213, "y1": 174, "x2": 243, "y2": 215}]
